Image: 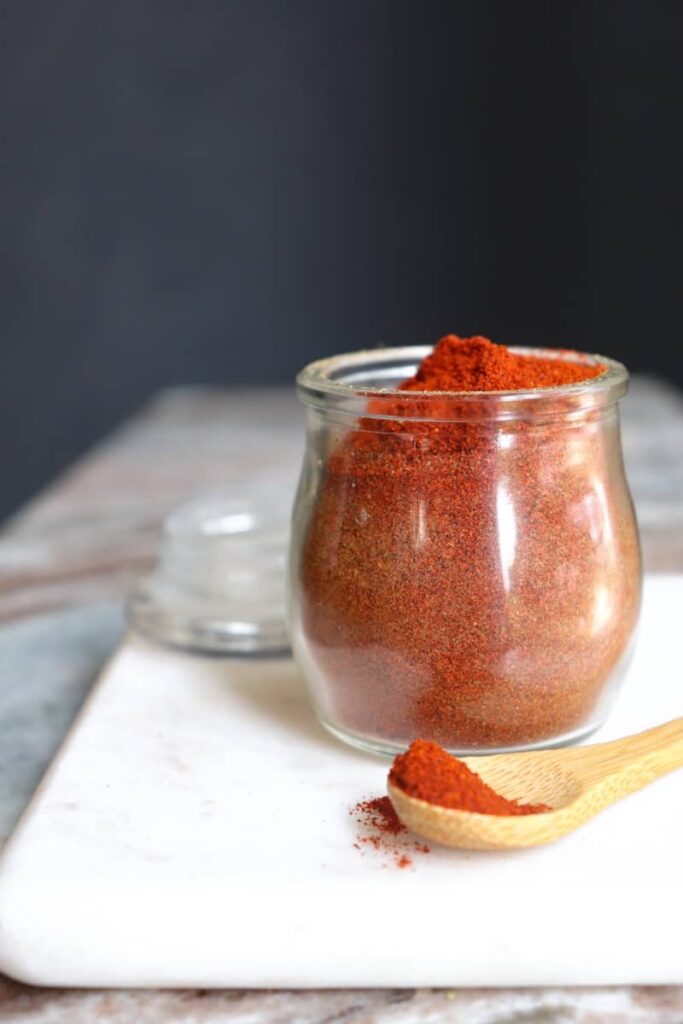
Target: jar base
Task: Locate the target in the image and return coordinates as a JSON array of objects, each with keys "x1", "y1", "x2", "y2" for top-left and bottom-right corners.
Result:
[{"x1": 318, "y1": 715, "x2": 607, "y2": 758}]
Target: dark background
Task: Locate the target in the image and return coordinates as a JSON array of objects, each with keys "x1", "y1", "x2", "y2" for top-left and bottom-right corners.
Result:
[{"x1": 2, "y1": 0, "x2": 682, "y2": 520}]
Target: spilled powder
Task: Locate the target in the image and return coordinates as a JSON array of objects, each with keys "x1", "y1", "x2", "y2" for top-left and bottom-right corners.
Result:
[{"x1": 349, "y1": 796, "x2": 430, "y2": 869}]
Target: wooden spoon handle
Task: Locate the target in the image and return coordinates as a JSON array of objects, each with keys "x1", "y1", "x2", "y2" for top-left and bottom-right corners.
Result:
[{"x1": 566, "y1": 717, "x2": 683, "y2": 792}]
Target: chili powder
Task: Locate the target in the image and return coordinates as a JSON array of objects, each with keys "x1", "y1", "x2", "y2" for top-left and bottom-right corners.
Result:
[
  {"x1": 389, "y1": 739, "x2": 550, "y2": 815},
  {"x1": 350, "y1": 795, "x2": 431, "y2": 868},
  {"x1": 400, "y1": 334, "x2": 605, "y2": 391},
  {"x1": 297, "y1": 335, "x2": 641, "y2": 750}
]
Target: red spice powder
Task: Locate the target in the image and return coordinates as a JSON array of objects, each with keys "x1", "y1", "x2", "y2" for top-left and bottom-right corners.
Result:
[
  {"x1": 354, "y1": 795, "x2": 404, "y2": 834},
  {"x1": 350, "y1": 795, "x2": 431, "y2": 868},
  {"x1": 298, "y1": 333, "x2": 640, "y2": 750},
  {"x1": 401, "y1": 334, "x2": 605, "y2": 392},
  {"x1": 390, "y1": 739, "x2": 550, "y2": 815}
]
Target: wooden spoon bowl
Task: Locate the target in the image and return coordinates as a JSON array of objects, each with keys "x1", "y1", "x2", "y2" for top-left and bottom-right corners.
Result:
[{"x1": 388, "y1": 718, "x2": 683, "y2": 850}]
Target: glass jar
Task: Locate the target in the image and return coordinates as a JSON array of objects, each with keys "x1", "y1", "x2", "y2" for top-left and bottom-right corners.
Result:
[{"x1": 289, "y1": 347, "x2": 642, "y2": 756}]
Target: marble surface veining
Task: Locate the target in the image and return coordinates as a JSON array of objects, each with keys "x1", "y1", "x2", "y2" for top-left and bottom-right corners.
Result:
[
  {"x1": 0, "y1": 382, "x2": 682, "y2": 1022},
  {"x1": 0, "y1": 604, "x2": 123, "y2": 842},
  {"x1": 0, "y1": 980, "x2": 682, "y2": 1023}
]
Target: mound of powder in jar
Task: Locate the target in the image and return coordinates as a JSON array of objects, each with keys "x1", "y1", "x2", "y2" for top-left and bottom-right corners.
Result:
[{"x1": 400, "y1": 334, "x2": 605, "y2": 391}]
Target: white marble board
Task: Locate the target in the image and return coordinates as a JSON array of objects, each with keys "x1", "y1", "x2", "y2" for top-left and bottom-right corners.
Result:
[{"x1": 0, "y1": 574, "x2": 682, "y2": 988}]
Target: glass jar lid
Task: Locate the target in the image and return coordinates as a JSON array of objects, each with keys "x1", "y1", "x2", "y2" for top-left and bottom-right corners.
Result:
[{"x1": 127, "y1": 490, "x2": 290, "y2": 655}]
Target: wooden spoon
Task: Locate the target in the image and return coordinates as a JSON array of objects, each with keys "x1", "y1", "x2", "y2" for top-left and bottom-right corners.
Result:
[{"x1": 387, "y1": 718, "x2": 683, "y2": 850}]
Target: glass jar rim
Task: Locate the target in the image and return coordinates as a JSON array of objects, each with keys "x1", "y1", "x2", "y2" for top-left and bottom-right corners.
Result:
[{"x1": 297, "y1": 345, "x2": 628, "y2": 422}]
